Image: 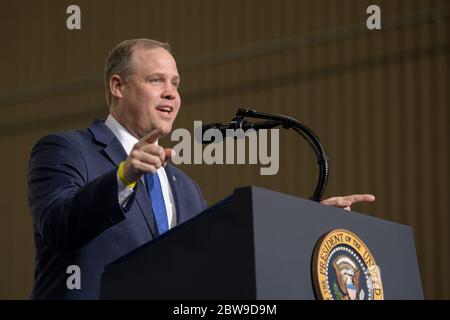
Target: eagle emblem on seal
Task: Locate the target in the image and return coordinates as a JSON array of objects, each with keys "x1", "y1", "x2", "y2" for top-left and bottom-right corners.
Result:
[{"x1": 332, "y1": 255, "x2": 364, "y2": 300}]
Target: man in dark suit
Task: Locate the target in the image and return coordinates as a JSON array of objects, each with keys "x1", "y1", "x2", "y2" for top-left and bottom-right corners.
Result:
[
  {"x1": 28, "y1": 38, "x2": 374, "y2": 299},
  {"x1": 28, "y1": 39, "x2": 207, "y2": 299}
]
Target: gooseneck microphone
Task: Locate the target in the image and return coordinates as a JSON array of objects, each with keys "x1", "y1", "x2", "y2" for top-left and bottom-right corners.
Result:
[
  {"x1": 201, "y1": 108, "x2": 329, "y2": 202},
  {"x1": 201, "y1": 120, "x2": 280, "y2": 135}
]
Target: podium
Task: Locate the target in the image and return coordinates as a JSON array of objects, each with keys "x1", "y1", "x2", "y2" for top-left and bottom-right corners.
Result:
[{"x1": 100, "y1": 186, "x2": 423, "y2": 299}]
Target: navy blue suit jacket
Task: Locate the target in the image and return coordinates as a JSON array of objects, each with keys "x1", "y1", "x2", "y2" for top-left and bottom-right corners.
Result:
[{"x1": 27, "y1": 119, "x2": 207, "y2": 299}]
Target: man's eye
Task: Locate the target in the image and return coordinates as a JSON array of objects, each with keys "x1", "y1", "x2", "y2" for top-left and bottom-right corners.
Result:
[{"x1": 150, "y1": 78, "x2": 163, "y2": 83}]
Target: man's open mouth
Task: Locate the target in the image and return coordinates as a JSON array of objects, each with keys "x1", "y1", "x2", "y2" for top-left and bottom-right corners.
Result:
[{"x1": 156, "y1": 106, "x2": 173, "y2": 114}]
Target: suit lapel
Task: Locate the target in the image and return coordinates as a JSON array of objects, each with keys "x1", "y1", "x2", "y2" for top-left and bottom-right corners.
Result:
[
  {"x1": 89, "y1": 119, "x2": 126, "y2": 167},
  {"x1": 103, "y1": 139, "x2": 127, "y2": 167},
  {"x1": 88, "y1": 119, "x2": 158, "y2": 239}
]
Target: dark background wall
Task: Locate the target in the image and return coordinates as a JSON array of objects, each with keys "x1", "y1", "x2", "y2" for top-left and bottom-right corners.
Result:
[{"x1": 0, "y1": 0, "x2": 448, "y2": 299}]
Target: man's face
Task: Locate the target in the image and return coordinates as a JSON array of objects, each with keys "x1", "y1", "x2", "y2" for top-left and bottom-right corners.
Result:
[{"x1": 112, "y1": 46, "x2": 181, "y2": 138}]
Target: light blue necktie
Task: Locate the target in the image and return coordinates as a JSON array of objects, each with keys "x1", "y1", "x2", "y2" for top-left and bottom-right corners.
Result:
[{"x1": 144, "y1": 172, "x2": 169, "y2": 235}]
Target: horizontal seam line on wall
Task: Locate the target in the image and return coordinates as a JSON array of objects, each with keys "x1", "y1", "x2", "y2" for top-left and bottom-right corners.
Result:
[{"x1": 1, "y1": 43, "x2": 448, "y2": 137}]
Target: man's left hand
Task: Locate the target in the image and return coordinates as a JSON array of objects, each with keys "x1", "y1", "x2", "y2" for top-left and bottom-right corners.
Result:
[{"x1": 321, "y1": 194, "x2": 375, "y2": 211}]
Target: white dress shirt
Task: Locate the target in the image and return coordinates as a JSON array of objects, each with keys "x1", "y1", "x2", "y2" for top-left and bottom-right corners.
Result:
[{"x1": 105, "y1": 114, "x2": 177, "y2": 229}]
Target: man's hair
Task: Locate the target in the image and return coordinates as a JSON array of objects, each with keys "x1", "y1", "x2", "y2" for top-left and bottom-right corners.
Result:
[{"x1": 104, "y1": 38, "x2": 171, "y2": 107}]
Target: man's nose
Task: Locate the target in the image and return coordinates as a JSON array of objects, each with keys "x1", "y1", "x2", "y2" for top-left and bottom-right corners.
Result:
[{"x1": 161, "y1": 84, "x2": 176, "y2": 100}]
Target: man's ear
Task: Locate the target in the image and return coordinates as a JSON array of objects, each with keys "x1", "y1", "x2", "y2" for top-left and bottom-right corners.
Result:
[{"x1": 110, "y1": 75, "x2": 125, "y2": 100}]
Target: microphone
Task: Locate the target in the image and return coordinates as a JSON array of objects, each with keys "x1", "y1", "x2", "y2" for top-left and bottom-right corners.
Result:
[
  {"x1": 200, "y1": 120, "x2": 280, "y2": 144},
  {"x1": 198, "y1": 108, "x2": 329, "y2": 201},
  {"x1": 201, "y1": 120, "x2": 280, "y2": 137}
]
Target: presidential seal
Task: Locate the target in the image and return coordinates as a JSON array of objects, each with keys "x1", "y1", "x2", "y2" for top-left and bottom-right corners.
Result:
[{"x1": 312, "y1": 229, "x2": 383, "y2": 300}]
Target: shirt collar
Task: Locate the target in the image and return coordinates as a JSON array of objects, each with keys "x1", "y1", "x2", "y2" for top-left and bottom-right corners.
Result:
[{"x1": 104, "y1": 114, "x2": 139, "y2": 155}]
